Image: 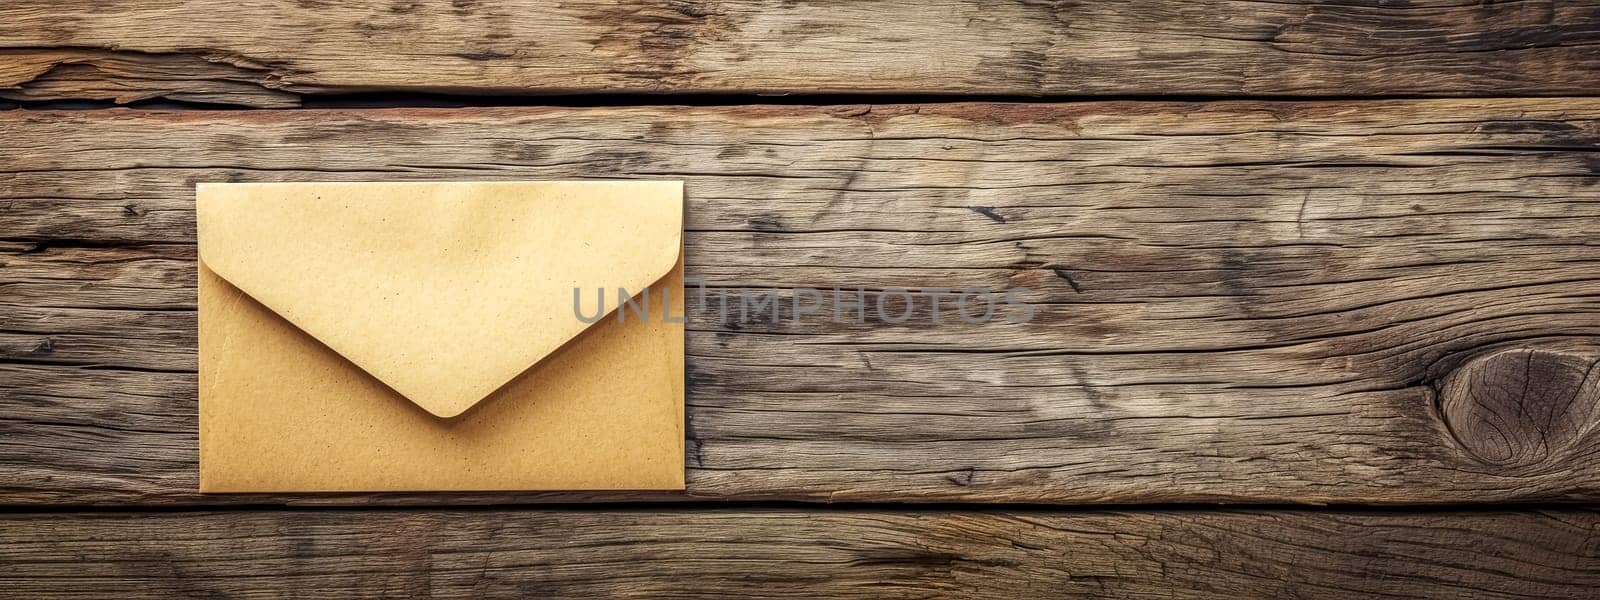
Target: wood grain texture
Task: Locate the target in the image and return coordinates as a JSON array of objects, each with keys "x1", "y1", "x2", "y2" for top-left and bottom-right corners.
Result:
[
  {"x1": 3, "y1": 100, "x2": 1600, "y2": 505},
  {"x1": 3, "y1": 0, "x2": 1600, "y2": 105},
  {"x1": 1, "y1": 507, "x2": 1597, "y2": 598}
]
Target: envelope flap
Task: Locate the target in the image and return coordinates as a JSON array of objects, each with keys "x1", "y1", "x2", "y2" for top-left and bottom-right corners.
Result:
[{"x1": 196, "y1": 181, "x2": 683, "y2": 418}]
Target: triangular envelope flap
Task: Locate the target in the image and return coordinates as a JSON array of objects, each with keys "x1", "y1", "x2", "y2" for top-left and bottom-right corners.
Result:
[{"x1": 197, "y1": 181, "x2": 683, "y2": 418}]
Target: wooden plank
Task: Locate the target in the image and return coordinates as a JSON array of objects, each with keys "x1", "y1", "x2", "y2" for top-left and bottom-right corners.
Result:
[
  {"x1": 1, "y1": 507, "x2": 1596, "y2": 598},
  {"x1": 3, "y1": 1, "x2": 1599, "y2": 105},
  {"x1": 2, "y1": 101, "x2": 1600, "y2": 505}
]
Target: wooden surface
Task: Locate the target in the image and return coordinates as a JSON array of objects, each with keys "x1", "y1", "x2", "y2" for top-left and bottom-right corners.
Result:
[
  {"x1": 4, "y1": 100, "x2": 1599, "y2": 505},
  {"x1": 3, "y1": 0, "x2": 1600, "y2": 106},
  {"x1": 5, "y1": 2, "x2": 1600, "y2": 594},
  {"x1": 2, "y1": 507, "x2": 1597, "y2": 598}
]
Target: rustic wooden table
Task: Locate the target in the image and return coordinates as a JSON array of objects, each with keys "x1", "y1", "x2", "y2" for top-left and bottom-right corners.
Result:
[{"x1": 2, "y1": 1, "x2": 1599, "y2": 597}]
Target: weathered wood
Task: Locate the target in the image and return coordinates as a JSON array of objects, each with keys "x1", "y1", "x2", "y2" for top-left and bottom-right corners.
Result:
[
  {"x1": 0, "y1": 48, "x2": 301, "y2": 108},
  {"x1": 3, "y1": 0, "x2": 1600, "y2": 106},
  {"x1": 1, "y1": 507, "x2": 1596, "y2": 598},
  {"x1": 3, "y1": 101, "x2": 1600, "y2": 505}
]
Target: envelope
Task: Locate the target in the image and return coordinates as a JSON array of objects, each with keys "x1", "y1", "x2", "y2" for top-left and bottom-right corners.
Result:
[{"x1": 196, "y1": 181, "x2": 685, "y2": 492}]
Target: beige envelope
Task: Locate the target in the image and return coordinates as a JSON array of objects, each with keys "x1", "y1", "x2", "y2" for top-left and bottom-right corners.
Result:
[{"x1": 197, "y1": 181, "x2": 685, "y2": 492}]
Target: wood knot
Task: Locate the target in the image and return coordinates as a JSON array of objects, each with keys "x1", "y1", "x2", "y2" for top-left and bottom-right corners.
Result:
[{"x1": 1435, "y1": 347, "x2": 1600, "y2": 470}]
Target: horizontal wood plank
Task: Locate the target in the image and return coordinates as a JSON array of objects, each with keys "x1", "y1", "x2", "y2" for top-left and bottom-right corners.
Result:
[
  {"x1": 3, "y1": 101, "x2": 1600, "y2": 505},
  {"x1": 1, "y1": 507, "x2": 1596, "y2": 598},
  {"x1": 2, "y1": 0, "x2": 1600, "y2": 105}
]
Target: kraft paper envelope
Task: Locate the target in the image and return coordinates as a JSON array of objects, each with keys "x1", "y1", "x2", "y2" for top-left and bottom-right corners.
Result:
[{"x1": 197, "y1": 181, "x2": 685, "y2": 492}]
